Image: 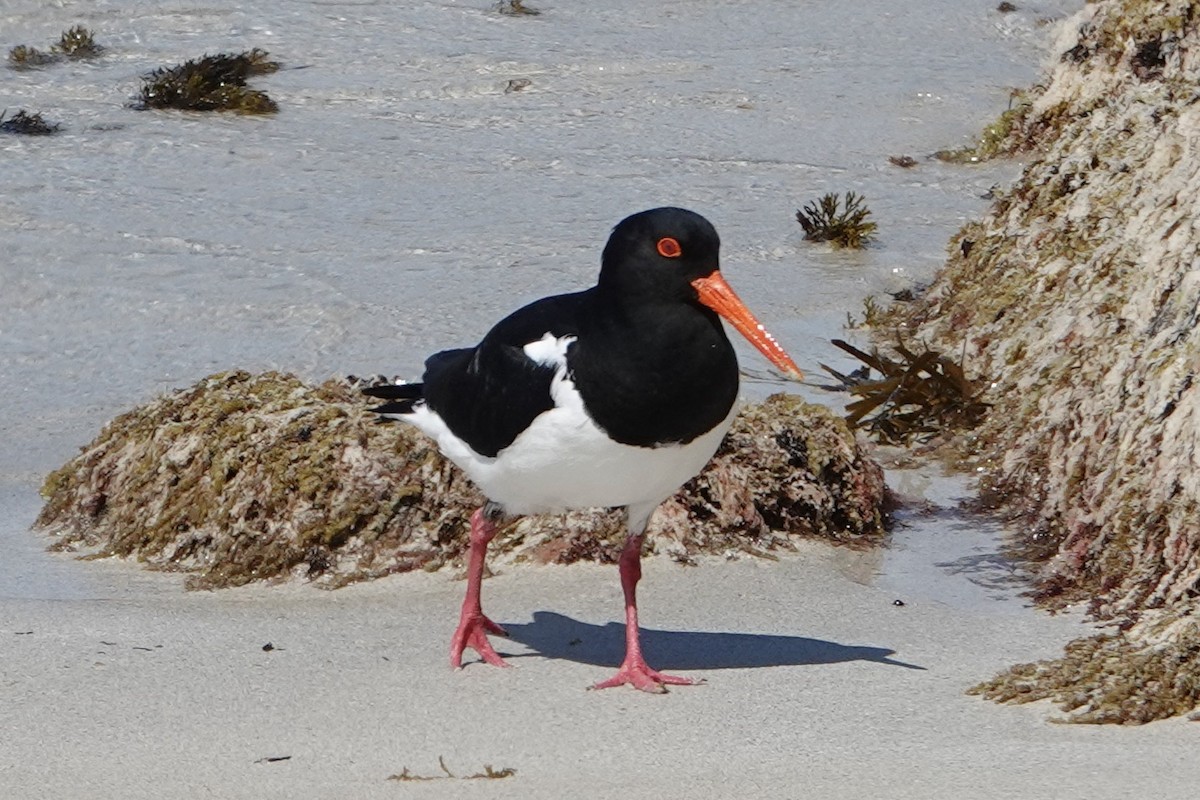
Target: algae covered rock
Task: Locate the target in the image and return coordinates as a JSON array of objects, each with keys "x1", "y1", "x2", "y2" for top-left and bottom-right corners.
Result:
[
  {"x1": 896, "y1": 0, "x2": 1200, "y2": 722},
  {"x1": 38, "y1": 371, "x2": 465, "y2": 588},
  {"x1": 36, "y1": 371, "x2": 886, "y2": 590},
  {"x1": 970, "y1": 601, "x2": 1200, "y2": 725}
]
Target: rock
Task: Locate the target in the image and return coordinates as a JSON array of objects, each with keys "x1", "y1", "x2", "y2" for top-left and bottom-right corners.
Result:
[
  {"x1": 35, "y1": 370, "x2": 887, "y2": 590},
  {"x1": 898, "y1": 0, "x2": 1200, "y2": 722}
]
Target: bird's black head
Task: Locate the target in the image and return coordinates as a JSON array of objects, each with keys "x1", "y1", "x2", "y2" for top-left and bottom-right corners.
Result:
[{"x1": 597, "y1": 207, "x2": 721, "y2": 303}]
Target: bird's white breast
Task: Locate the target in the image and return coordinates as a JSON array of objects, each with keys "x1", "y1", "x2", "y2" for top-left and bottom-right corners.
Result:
[{"x1": 404, "y1": 334, "x2": 738, "y2": 515}]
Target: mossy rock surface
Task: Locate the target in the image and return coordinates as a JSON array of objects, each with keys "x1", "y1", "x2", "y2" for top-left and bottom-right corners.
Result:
[
  {"x1": 36, "y1": 370, "x2": 886, "y2": 590},
  {"x1": 894, "y1": 0, "x2": 1200, "y2": 722},
  {"x1": 970, "y1": 602, "x2": 1200, "y2": 724}
]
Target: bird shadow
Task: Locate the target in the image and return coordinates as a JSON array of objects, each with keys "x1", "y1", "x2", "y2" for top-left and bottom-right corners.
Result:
[{"x1": 494, "y1": 611, "x2": 924, "y2": 672}]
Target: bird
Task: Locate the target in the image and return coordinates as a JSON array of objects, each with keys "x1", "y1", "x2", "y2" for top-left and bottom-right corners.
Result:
[{"x1": 364, "y1": 207, "x2": 803, "y2": 692}]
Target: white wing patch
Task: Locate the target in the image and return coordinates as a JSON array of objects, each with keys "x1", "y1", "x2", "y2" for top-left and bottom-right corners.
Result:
[{"x1": 522, "y1": 333, "x2": 576, "y2": 367}]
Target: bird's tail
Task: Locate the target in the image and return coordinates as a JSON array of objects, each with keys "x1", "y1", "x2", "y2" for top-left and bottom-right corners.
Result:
[{"x1": 362, "y1": 382, "x2": 424, "y2": 415}]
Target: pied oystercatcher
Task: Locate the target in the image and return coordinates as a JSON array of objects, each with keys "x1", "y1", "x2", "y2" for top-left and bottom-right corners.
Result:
[{"x1": 365, "y1": 207, "x2": 803, "y2": 692}]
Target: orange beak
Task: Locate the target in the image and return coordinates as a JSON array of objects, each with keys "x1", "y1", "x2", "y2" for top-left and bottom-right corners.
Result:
[{"x1": 692, "y1": 272, "x2": 804, "y2": 380}]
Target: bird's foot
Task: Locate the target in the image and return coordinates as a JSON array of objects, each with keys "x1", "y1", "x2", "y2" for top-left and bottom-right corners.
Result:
[
  {"x1": 589, "y1": 658, "x2": 702, "y2": 693},
  {"x1": 450, "y1": 611, "x2": 511, "y2": 669}
]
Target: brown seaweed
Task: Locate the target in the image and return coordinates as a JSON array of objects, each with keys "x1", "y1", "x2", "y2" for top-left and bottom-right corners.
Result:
[
  {"x1": 54, "y1": 25, "x2": 103, "y2": 58},
  {"x1": 796, "y1": 192, "x2": 877, "y2": 249},
  {"x1": 822, "y1": 339, "x2": 989, "y2": 444},
  {"x1": 0, "y1": 109, "x2": 62, "y2": 136},
  {"x1": 496, "y1": 0, "x2": 541, "y2": 15},
  {"x1": 135, "y1": 49, "x2": 280, "y2": 114},
  {"x1": 8, "y1": 25, "x2": 103, "y2": 68}
]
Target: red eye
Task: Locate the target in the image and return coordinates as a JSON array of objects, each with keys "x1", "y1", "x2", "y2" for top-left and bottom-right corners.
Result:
[{"x1": 656, "y1": 237, "x2": 682, "y2": 258}]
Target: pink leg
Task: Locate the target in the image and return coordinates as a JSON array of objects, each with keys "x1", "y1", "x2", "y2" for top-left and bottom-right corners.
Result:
[
  {"x1": 591, "y1": 534, "x2": 701, "y2": 693},
  {"x1": 449, "y1": 507, "x2": 511, "y2": 669}
]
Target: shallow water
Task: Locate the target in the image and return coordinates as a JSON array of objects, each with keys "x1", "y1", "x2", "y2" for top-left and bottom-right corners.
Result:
[{"x1": 1, "y1": 0, "x2": 1080, "y2": 602}]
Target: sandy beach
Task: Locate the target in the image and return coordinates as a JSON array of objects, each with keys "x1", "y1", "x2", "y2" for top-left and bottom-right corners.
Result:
[{"x1": 6, "y1": 477, "x2": 1199, "y2": 799}]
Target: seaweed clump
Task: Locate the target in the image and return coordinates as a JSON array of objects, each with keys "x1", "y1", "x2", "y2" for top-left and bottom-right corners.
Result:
[
  {"x1": 35, "y1": 371, "x2": 887, "y2": 589},
  {"x1": 821, "y1": 339, "x2": 990, "y2": 445},
  {"x1": 54, "y1": 25, "x2": 103, "y2": 58},
  {"x1": 389, "y1": 757, "x2": 516, "y2": 782},
  {"x1": 496, "y1": 0, "x2": 541, "y2": 15},
  {"x1": 796, "y1": 192, "x2": 877, "y2": 249},
  {"x1": 135, "y1": 49, "x2": 280, "y2": 114},
  {"x1": 7, "y1": 26, "x2": 103, "y2": 68},
  {"x1": 7, "y1": 45, "x2": 56, "y2": 68},
  {"x1": 969, "y1": 604, "x2": 1200, "y2": 724},
  {"x1": 0, "y1": 109, "x2": 62, "y2": 136}
]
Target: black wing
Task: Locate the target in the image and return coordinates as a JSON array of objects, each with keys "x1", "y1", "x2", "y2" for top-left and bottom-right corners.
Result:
[
  {"x1": 370, "y1": 290, "x2": 591, "y2": 458},
  {"x1": 362, "y1": 381, "x2": 425, "y2": 415}
]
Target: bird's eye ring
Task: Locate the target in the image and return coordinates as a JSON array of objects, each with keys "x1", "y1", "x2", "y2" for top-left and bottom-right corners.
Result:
[{"x1": 656, "y1": 237, "x2": 682, "y2": 258}]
